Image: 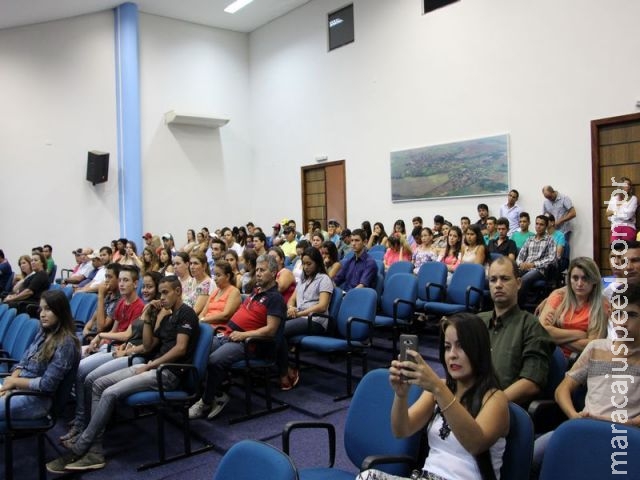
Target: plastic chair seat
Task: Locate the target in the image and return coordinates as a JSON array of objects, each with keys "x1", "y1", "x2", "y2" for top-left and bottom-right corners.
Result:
[
  {"x1": 298, "y1": 336, "x2": 368, "y2": 351},
  {"x1": 373, "y1": 314, "x2": 412, "y2": 328},
  {"x1": 420, "y1": 302, "x2": 469, "y2": 315}
]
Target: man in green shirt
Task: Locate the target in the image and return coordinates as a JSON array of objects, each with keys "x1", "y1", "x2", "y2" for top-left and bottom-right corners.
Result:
[
  {"x1": 479, "y1": 256, "x2": 554, "y2": 405},
  {"x1": 510, "y1": 212, "x2": 535, "y2": 250}
]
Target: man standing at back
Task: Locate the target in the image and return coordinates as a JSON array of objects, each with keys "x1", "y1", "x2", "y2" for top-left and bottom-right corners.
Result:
[
  {"x1": 542, "y1": 185, "x2": 576, "y2": 244},
  {"x1": 499, "y1": 189, "x2": 521, "y2": 235},
  {"x1": 480, "y1": 256, "x2": 554, "y2": 405},
  {"x1": 333, "y1": 229, "x2": 377, "y2": 291}
]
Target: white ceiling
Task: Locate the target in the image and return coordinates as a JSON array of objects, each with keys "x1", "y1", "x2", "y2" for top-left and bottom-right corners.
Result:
[{"x1": 0, "y1": 0, "x2": 311, "y2": 32}]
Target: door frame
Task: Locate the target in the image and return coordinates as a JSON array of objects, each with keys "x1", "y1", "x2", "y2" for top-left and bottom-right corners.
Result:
[
  {"x1": 591, "y1": 112, "x2": 640, "y2": 267},
  {"x1": 300, "y1": 160, "x2": 347, "y2": 230}
]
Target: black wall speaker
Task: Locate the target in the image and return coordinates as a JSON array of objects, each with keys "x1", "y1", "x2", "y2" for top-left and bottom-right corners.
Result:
[{"x1": 86, "y1": 151, "x2": 109, "y2": 185}]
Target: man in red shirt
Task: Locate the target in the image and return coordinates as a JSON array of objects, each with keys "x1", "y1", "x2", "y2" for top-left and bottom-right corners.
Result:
[{"x1": 189, "y1": 254, "x2": 285, "y2": 419}]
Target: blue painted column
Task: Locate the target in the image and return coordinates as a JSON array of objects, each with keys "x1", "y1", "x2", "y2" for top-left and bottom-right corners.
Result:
[{"x1": 114, "y1": 2, "x2": 142, "y2": 240}]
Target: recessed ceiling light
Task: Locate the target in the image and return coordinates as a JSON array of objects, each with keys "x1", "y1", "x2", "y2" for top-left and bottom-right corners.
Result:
[{"x1": 224, "y1": 0, "x2": 255, "y2": 14}]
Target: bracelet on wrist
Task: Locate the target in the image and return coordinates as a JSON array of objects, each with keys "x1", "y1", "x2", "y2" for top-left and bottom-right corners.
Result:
[{"x1": 439, "y1": 396, "x2": 456, "y2": 414}]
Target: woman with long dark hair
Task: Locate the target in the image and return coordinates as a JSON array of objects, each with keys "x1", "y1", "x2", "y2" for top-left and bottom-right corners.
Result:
[
  {"x1": 440, "y1": 226, "x2": 463, "y2": 274},
  {"x1": 278, "y1": 247, "x2": 333, "y2": 390},
  {"x1": 358, "y1": 313, "x2": 509, "y2": 480},
  {"x1": 0, "y1": 290, "x2": 80, "y2": 420},
  {"x1": 320, "y1": 240, "x2": 342, "y2": 279},
  {"x1": 367, "y1": 222, "x2": 389, "y2": 248}
]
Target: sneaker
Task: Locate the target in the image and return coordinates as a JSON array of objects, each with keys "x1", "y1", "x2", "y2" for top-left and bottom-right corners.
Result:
[
  {"x1": 188, "y1": 398, "x2": 211, "y2": 419},
  {"x1": 46, "y1": 453, "x2": 79, "y2": 474},
  {"x1": 207, "y1": 392, "x2": 230, "y2": 419},
  {"x1": 65, "y1": 452, "x2": 106, "y2": 471}
]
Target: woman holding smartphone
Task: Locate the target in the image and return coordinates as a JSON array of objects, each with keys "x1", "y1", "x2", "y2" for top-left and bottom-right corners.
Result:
[{"x1": 358, "y1": 313, "x2": 509, "y2": 480}]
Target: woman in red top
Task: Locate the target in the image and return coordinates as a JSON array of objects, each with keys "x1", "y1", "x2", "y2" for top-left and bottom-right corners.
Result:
[
  {"x1": 268, "y1": 247, "x2": 296, "y2": 303},
  {"x1": 538, "y1": 257, "x2": 609, "y2": 357}
]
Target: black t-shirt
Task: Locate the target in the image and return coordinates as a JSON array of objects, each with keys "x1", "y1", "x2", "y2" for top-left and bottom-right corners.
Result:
[
  {"x1": 22, "y1": 270, "x2": 50, "y2": 301},
  {"x1": 153, "y1": 303, "x2": 200, "y2": 363}
]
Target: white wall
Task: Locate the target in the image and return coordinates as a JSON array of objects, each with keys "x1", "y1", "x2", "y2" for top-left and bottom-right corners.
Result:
[
  {"x1": 138, "y1": 14, "x2": 252, "y2": 245},
  {"x1": 0, "y1": 12, "x2": 118, "y2": 268},
  {"x1": 249, "y1": 0, "x2": 640, "y2": 258}
]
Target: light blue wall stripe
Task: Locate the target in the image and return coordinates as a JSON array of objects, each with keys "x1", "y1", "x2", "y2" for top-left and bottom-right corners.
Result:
[{"x1": 114, "y1": 2, "x2": 142, "y2": 242}]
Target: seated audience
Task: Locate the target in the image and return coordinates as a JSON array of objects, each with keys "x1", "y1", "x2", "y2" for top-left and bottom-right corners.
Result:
[
  {"x1": 0, "y1": 290, "x2": 80, "y2": 420},
  {"x1": 140, "y1": 247, "x2": 160, "y2": 275},
  {"x1": 367, "y1": 222, "x2": 389, "y2": 249},
  {"x1": 279, "y1": 247, "x2": 333, "y2": 390},
  {"x1": 290, "y1": 239, "x2": 310, "y2": 284},
  {"x1": 439, "y1": 226, "x2": 462, "y2": 275},
  {"x1": 360, "y1": 220, "x2": 373, "y2": 243},
  {"x1": 483, "y1": 217, "x2": 498, "y2": 244},
  {"x1": 510, "y1": 212, "x2": 534, "y2": 250},
  {"x1": 412, "y1": 227, "x2": 439, "y2": 274},
  {"x1": 538, "y1": 257, "x2": 609, "y2": 357},
  {"x1": 199, "y1": 260, "x2": 242, "y2": 328},
  {"x1": 516, "y1": 215, "x2": 556, "y2": 307},
  {"x1": 487, "y1": 217, "x2": 517, "y2": 261},
  {"x1": 320, "y1": 240, "x2": 342, "y2": 279},
  {"x1": 240, "y1": 248, "x2": 258, "y2": 294},
  {"x1": 63, "y1": 248, "x2": 94, "y2": 285},
  {"x1": 531, "y1": 283, "x2": 640, "y2": 477},
  {"x1": 479, "y1": 256, "x2": 554, "y2": 404},
  {"x1": 460, "y1": 224, "x2": 487, "y2": 265},
  {"x1": 75, "y1": 247, "x2": 113, "y2": 294},
  {"x1": 157, "y1": 247, "x2": 174, "y2": 275},
  {"x1": 268, "y1": 246, "x2": 296, "y2": 303},
  {"x1": 333, "y1": 229, "x2": 377, "y2": 291},
  {"x1": 47, "y1": 276, "x2": 200, "y2": 473},
  {"x1": 0, "y1": 249, "x2": 13, "y2": 293},
  {"x1": 474, "y1": 203, "x2": 489, "y2": 234},
  {"x1": 338, "y1": 229, "x2": 352, "y2": 259},
  {"x1": 358, "y1": 313, "x2": 509, "y2": 480},
  {"x1": 181, "y1": 229, "x2": 197, "y2": 254},
  {"x1": 310, "y1": 231, "x2": 324, "y2": 250},
  {"x1": 4, "y1": 252, "x2": 50, "y2": 313},
  {"x1": 185, "y1": 251, "x2": 212, "y2": 316},
  {"x1": 383, "y1": 235, "x2": 412, "y2": 270},
  {"x1": 223, "y1": 250, "x2": 243, "y2": 288},
  {"x1": 188, "y1": 255, "x2": 285, "y2": 420},
  {"x1": 192, "y1": 231, "x2": 209, "y2": 254},
  {"x1": 118, "y1": 241, "x2": 142, "y2": 269},
  {"x1": 280, "y1": 226, "x2": 298, "y2": 259},
  {"x1": 81, "y1": 263, "x2": 121, "y2": 344},
  {"x1": 172, "y1": 252, "x2": 194, "y2": 297}
]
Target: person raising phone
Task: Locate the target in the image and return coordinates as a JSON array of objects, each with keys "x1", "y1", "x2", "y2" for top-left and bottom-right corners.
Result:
[{"x1": 358, "y1": 313, "x2": 509, "y2": 480}]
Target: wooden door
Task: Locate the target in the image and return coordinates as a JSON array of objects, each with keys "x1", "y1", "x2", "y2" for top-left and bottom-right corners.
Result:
[
  {"x1": 591, "y1": 113, "x2": 640, "y2": 275},
  {"x1": 301, "y1": 160, "x2": 346, "y2": 231}
]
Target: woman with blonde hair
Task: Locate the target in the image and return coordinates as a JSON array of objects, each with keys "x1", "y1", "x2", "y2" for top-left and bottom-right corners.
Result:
[
  {"x1": 140, "y1": 247, "x2": 160, "y2": 275},
  {"x1": 538, "y1": 257, "x2": 609, "y2": 357}
]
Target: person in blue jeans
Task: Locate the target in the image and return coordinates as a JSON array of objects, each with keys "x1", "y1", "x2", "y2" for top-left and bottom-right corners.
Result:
[{"x1": 0, "y1": 289, "x2": 80, "y2": 420}]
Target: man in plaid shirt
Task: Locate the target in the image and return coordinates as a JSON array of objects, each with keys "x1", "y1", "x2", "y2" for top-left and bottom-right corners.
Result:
[{"x1": 516, "y1": 215, "x2": 556, "y2": 306}]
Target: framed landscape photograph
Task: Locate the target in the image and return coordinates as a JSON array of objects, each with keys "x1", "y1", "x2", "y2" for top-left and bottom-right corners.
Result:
[{"x1": 390, "y1": 134, "x2": 510, "y2": 202}]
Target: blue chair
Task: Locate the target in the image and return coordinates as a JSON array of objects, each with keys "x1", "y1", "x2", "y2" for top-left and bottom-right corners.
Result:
[
  {"x1": 228, "y1": 310, "x2": 290, "y2": 424},
  {"x1": 528, "y1": 347, "x2": 569, "y2": 433},
  {"x1": 75, "y1": 293, "x2": 98, "y2": 329},
  {"x1": 501, "y1": 402, "x2": 534, "y2": 479},
  {"x1": 368, "y1": 250, "x2": 385, "y2": 262},
  {"x1": 215, "y1": 440, "x2": 298, "y2": 480},
  {"x1": 384, "y1": 261, "x2": 413, "y2": 286},
  {"x1": 283, "y1": 368, "x2": 423, "y2": 479},
  {"x1": 369, "y1": 244, "x2": 386, "y2": 254},
  {"x1": 61, "y1": 285, "x2": 74, "y2": 300},
  {"x1": 0, "y1": 307, "x2": 15, "y2": 344},
  {"x1": 69, "y1": 292, "x2": 85, "y2": 318},
  {"x1": 290, "y1": 287, "x2": 344, "y2": 344},
  {"x1": 294, "y1": 288, "x2": 377, "y2": 399},
  {"x1": 422, "y1": 263, "x2": 485, "y2": 316},
  {"x1": 47, "y1": 264, "x2": 57, "y2": 284},
  {"x1": 2, "y1": 272, "x2": 15, "y2": 295},
  {"x1": 373, "y1": 273, "x2": 418, "y2": 358},
  {"x1": 0, "y1": 315, "x2": 39, "y2": 374},
  {"x1": 539, "y1": 419, "x2": 640, "y2": 479},
  {"x1": 415, "y1": 262, "x2": 448, "y2": 311},
  {"x1": 0, "y1": 352, "x2": 80, "y2": 480},
  {"x1": 121, "y1": 324, "x2": 215, "y2": 470}
]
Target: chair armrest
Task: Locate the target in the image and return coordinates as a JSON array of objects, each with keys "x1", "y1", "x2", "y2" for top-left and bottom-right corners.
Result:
[
  {"x1": 128, "y1": 353, "x2": 147, "y2": 367},
  {"x1": 346, "y1": 316, "x2": 372, "y2": 347},
  {"x1": 309, "y1": 312, "x2": 335, "y2": 334},
  {"x1": 5, "y1": 389, "x2": 55, "y2": 430},
  {"x1": 282, "y1": 421, "x2": 336, "y2": 467},
  {"x1": 155, "y1": 363, "x2": 199, "y2": 402},
  {"x1": 528, "y1": 399, "x2": 567, "y2": 434},
  {"x1": 0, "y1": 357, "x2": 19, "y2": 368},
  {"x1": 425, "y1": 282, "x2": 445, "y2": 302},
  {"x1": 361, "y1": 454, "x2": 416, "y2": 472},
  {"x1": 393, "y1": 298, "x2": 416, "y2": 324},
  {"x1": 465, "y1": 285, "x2": 484, "y2": 312},
  {"x1": 241, "y1": 335, "x2": 277, "y2": 366}
]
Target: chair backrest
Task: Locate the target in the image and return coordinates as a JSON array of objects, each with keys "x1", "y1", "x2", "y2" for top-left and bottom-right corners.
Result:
[
  {"x1": 446, "y1": 263, "x2": 485, "y2": 307},
  {"x1": 500, "y1": 402, "x2": 534, "y2": 479},
  {"x1": 324, "y1": 287, "x2": 344, "y2": 335},
  {"x1": 489, "y1": 252, "x2": 504, "y2": 263},
  {"x1": 368, "y1": 250, "x2": 385, "y2": 262},
  {"x1": 8, "y1": 315, "x2": 39, "y2": 360},
  {"x1": 417, "y1": 262, "x2": 447, "y2": 302},
  {"x1": 76, "y1": 293, "x2": 98, "y2": 325},
  {"x1": 385, "y1": 261, "x2": 413, "y2": 285},
  {"x1": 1, "y1": 312, "x2": 28, "y2": 355},
  {"x1": 48, "y1": 283, "x2": 62, "y2": 291},
  {"x1": 543, "y1": 347, "x2": 567, "y2": 398},
  {"x1": 344, "y1": 369, "x2": 423, "y2": 476},
  {"x1": 374, "y1": 259, "x2": 385, "y2": 276},
  {"x1": 184, "y1": 324, "x2": 214, "y2": 393},
  {"x1": 369, "y1": 244, "x2": 387, "y2": 253},
  {"x1": 214, "y1": 439, "x2": 298, "y2": 480},
  {"x1": 336, "y1": 288, "x2": 377, "y2": 341},
  {"x1": 69, "y1": 292, "x2": 86, "y2": 318},
  {"x1": 380, "y1": 273, "x2": 417, "y2": 319},
  {"x1": 539, "y1": 419, "x2": 640, "y2": 479},
  {"x1": 62, "y1": 285, "x2": 74, "y2": 300},
  {"x1": 0, "y1": 307, "x2": 17, "y2": 345}
]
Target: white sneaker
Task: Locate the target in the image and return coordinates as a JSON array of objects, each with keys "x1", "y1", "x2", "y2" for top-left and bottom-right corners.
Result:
[
  {"x1": 188, "y1": 399, "x2": 211, "y2": 419},
  {"x1": 207, "y1": 392, "x2": 230, "y2": 419}
]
